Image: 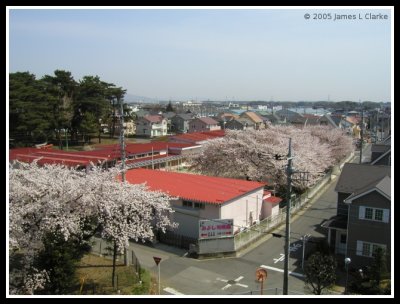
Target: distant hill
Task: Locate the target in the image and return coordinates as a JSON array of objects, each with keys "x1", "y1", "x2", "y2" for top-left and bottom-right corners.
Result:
[{"x1": 124, "y1": 94, "x2": 157, "y2": 103}]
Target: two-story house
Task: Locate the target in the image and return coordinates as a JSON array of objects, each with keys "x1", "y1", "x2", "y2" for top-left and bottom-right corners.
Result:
[
  {"x1": 188, "y1": 117, "x2": 221, "y2": 133},
  {"x1": 323, "y1": 163, "x2": 391, "y2": 269},
  {"x1": 171, "y1": 113, "x2": 194, "y2": 133},
  {"x1": 135, "y1": 115, "x2": 167, "y2": 138}
]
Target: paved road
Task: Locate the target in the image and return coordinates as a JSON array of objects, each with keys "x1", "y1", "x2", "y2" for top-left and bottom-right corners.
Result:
[{"x1": 128, "y1": 174, "x2": 342, "y2": 295}]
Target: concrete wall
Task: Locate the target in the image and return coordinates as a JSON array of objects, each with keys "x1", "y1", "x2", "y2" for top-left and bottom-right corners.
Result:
[
  {"x1": 220, "y1": 188, "x2": 264, "y2": 233},
  {"x1": 198, "y1": 237, "x2": 235, "y2": 255}
]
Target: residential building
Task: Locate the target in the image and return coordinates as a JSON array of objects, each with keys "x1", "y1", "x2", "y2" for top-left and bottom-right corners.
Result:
[
  {"x1": 323, "y1": 163, "x2": 391, "y2": 269},
  {"x1": 162, "y1": 112, "x2": 177, "y2": 133},
  {"x1": 188, "y1": 117, "x2": 221, "y2": 133},
  {"x1": 135, "y1": 115, "x2": 167, "y2": 138},
  {"x1": 370, "y1": 144, "x2": 391, "y2": 166},
  {"x1": 171, "y1": 113, "x2": 194, "y2": 133},
  {"x1": 225, "y1": 118, "x2": 254, "y2": 130},
  {"x1": 239, "y1": 112, "x2": 265, "y2": 129}
]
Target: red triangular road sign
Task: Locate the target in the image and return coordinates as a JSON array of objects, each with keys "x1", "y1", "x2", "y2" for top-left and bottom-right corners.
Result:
[{"x1": 153, "y1": 256, "x2": 162, "y2": 265}]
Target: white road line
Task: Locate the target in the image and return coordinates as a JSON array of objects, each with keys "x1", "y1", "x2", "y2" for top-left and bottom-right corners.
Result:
[
  {"x1": 221, "y1": 284, "x2": 232, "y2": 290},
  {"x1": 216, "y1": 278, "x2": 228, "y2": 282},
  {"x1": 163, "y1": 287, "x2": 184, "y2": 295},
  {"x1": 234, "y1": 276, "x2": 244, "y2": 282},
  {"x1": 236, "y1": 283, "x2": 249, "y2": 288},
  {"x1": 260, "y1": 265, "x2": 305, "y2": 278}
]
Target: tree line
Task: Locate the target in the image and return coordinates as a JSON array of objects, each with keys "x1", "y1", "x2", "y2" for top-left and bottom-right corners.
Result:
[{"x1": 9, "y1": 70, "x2": 131, "y2": 148}]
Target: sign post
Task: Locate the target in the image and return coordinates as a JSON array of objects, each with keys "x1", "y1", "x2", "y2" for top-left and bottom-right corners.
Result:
[
  {"x1": 256, "y1": 268, "x2": 268, "y2": 295},
  {"x1": 153, "y1": 256, "x2": 162, "y2": 295}
]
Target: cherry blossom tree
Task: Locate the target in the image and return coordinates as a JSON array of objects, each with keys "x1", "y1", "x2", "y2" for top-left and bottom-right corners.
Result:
[
  {"x1": 189, "y1": 125, "x2": 353, "y2": 194},
  {"x1": 9, "y1": 162, "x2": 176, "y2": 294}
]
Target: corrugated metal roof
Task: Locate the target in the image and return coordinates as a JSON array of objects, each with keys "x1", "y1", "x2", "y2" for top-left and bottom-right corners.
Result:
[{"x1": 125, "y1": 168, "x2": 265, "y2": 204}]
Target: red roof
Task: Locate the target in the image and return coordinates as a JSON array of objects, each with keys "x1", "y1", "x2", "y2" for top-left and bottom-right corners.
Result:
[
  {"x1": 264, "y1": 196, "x2": 282, "y2": 204},
  {"x1": 144, "y1": 115, "x2": 164, "y2": 123},
  {"x1": 125, "y1": 168, "x2": 265, "y2": 204},
  {"x1": 9, "y1": 147, "x2": 113, "y2": 167},
  {"x1": 9, "y1": 140, "x2": 202, "y2": 168},
  {"x1": 169, "y1": 130, "x2": 225, "y2": 144}
]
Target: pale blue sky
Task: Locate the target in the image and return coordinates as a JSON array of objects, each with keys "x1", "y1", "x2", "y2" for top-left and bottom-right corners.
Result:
[{"x1": 8, "y1": 8, "x2": 392, "y2": 102}]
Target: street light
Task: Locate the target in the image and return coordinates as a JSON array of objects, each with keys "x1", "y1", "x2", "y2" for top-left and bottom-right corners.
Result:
[
  {"x1": 301, "y1": 235, "x2": 309, "y2": 269},
  {"x1": 344, "y1": 257, "x2": 351, "y2": 294}
]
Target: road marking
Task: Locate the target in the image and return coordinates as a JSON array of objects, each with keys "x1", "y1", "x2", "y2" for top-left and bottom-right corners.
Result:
[
  {"x1": 221, "y1": 284, "x2": 232, "y2": 290},
  {"x1": 163, "y1": 287, "x2": 184, "y2": 295},
  {"x1": 236, "y1": 283, "x2": 249, "y2": 288},
  {"x1": 260, "y1": 265, "x2": 305, "y2": 278},
  {"x1": 217, "y1": 276, "x2": 248, "y2": 290},
  {"x1": 273, "y1": 241, "x2": 307, "y2": 263},
  {"x1": 273, "y1": 253, "x2": 285, "y2": 263}
]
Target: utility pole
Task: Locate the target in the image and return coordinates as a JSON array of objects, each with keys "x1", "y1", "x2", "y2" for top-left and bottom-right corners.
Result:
[
  {"x1": 359, "y1": 110, "x2": 363, "y2": 164},
  {"x1": 119, "y1": 98, "x2": 126, "y2": 182},
  {"x1": 283, "y1": 138, "x2": 293, "y2": 295},
  {"x1": 119, "y1": 98, "x2": 127, "y2": 266}
]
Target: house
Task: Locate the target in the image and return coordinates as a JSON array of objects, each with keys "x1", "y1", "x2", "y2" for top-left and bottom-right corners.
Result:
[
  {"x1": 322, "y1": 163, "x2": 391, "y2": 269},
  {"x1": 162, "y1": 112, "x2": 177, "y2": 133},
  {"x1": 239, "y1": 112, "x2": 265, "y2": 130},
  {"x1": 261, "y1": 113, "x2": 284, "y2": 125},
  {"x1": 275, "y1": 109, "x2": 303, "y2": 123},
  {"x1": 125, "y1": 169, "x2": 267, "y2": 240},
  {"x1": 135, "y1": 115, "x2": 167, "y2": 138},
  {"x1": 224, "y1": 118, "x2": 254, "y2": 130},
  {"x1": 171, "y1": 113, "x2": 194, "y2": 133},
  {"x1": 215, "y1": 112, "x2": 240, "y2": 129},
  {"x1": 188, "y1": 117, "x2": 221, "y2": 133},
  {"x1": 370, "y1": 144, "x2": 391, "y2": 166},
  {"x1": 114, "y1": 121, "x2": 136, "y2": 136},
  {"x1": 318, "y1": 114, "x2": 344, "y2": 129}
]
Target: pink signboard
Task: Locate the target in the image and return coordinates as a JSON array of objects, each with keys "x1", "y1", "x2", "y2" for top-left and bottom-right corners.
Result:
[{"x1": 199, "y1": 219, "x2": 234, "y2": 239}]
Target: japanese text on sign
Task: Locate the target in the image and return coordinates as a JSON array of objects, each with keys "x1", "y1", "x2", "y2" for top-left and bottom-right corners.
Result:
[{"x1": 199, "y1": 219, "x2": 233, "y2": 239}]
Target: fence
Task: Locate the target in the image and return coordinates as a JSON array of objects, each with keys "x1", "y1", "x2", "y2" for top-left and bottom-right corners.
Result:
[
  {"x1": 90, "y1": 236, "x2": 143, "y2": 284},
  {"x1": 234, "y1": 209, "x2": 286, "y2": 250},
  {"x1": 157, "y1": 229, "x2": 198, "y2": 250}
]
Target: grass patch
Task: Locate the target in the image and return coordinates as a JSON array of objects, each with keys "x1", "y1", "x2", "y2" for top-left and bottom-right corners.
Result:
[{"x1": 74, "y1": 253, "x2": 152, "y2": 295}]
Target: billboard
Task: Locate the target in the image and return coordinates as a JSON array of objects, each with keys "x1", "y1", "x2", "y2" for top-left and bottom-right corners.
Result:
[{"x1": 199, "y1": 219, "x2": 233, "y2": 239}]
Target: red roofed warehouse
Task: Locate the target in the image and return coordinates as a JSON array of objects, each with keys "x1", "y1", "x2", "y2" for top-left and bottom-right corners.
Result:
[{"x1": 125, "y1": 169, "x2": 266, "y2": 247}]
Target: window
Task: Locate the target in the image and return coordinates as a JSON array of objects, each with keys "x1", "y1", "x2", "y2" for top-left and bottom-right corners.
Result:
[
  {"x1": 182, "y1": 201, "x2": 193, "y2": 208},
  {"x1": 374, "y1": 209, "x2": 383, "y2": 221},
  {"x1": 362, "y1": 243, "x2": 370, "y2": 256},
  {"x1": 340, "y1": 234, "x2": 347, "y2": 244},
  {"x1": 359, "y1": 206, "x2": 389, "y2": 223},
  {"x1": 194, "y1": 202, "x2": 205, "y2": 209},
  {"x1": 365, "y1": 208, "x2": 373, "y2": 220},
  {"x1": 357, "y1": 241, "x2": 386, "y2": 257}
]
